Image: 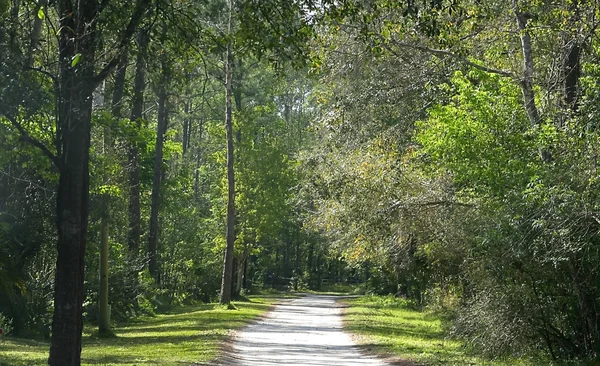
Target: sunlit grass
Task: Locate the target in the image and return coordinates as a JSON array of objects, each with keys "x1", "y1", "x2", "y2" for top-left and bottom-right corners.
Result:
[
  {"x1": 342, "y1": 295, "x2": 541, "y2": 366},
  {"x1": 0, "y1": 296, "x2": 277, "y2": 365}
]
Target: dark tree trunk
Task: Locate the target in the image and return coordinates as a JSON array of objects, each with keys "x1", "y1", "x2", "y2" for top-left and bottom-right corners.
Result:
[
  {"x1": 111, "y1": 50, "x2": 129, "y2": 119},
  {"x1": 148, "y1": 22, "x2": 169, "y2": 282},
  {"x1": 561, "y1": 0, "x2": 581, "y2": 113},
  {"x1": 183, "y1": 100, "x2": 190, "y2": 155},
  {"x1": 563, "y1": 42, "x2": 580, "y2": 109},
  {"x1": 182, "y1": 71, "x2": 193, "y2": 155},
  {"x1": 128, "y1": 29, "x2": 148, "y2": 253},
  {"x1": 233, "y1": 57, "x2": 243, "y2": 112},
  {"x1": 232, "y1": 257, "x2": 239, "y2": 296},
  {"x1": 48, "y1": 1, "x2": 99, "y2": 364},
  {"x1": 148, "y1": 64, "x2": 169, "y2": 283},
  {"x1": 284, "y1": 236, "x2": 291, "y2": 279},
  {"x1": 98, "y1": 50, "x2": 128, "y2": 335},
  {"x1": 8, "y1": 0, "x2": 21, "y2": 57},
  {"x1": 233, "y1": 248, "x2": 247, "y2": 296},
  {"x1": 294, "y1": 224, "x2": 300, "y2": 289},
  {"x1": 220, "y1": 2, "x2": 235, "y2": 305},
  {"x1": 98, "y1": 199, "x2": 110, "y2": 334},
  {"x1": 242, "y1": 251, "x2": 249, "y2": 290},
  {"x1": 47, "y1": 1, "x2": 149, "y2": 362},
  {"x1": 194, "y1": 120, "x2": 204, "y2": 200}
]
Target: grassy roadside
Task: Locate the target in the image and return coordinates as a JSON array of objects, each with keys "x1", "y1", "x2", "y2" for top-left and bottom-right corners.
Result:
[
  {"x1": 0, "y1": 295, "x2": 284, "y2": 366},
  {"x1": 341, "y1": 295, "x2": 540, "y2": 366}
]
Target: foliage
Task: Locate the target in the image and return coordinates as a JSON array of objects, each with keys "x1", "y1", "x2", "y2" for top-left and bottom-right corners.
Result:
[
  {"x1": 0, "y1": 296, "x2": 277, "y2": 365},
  {"x1": 304, "y1": 0, "x2": 600, "y2": 362},
  {"x1": 0, "y1": 312, "x2": 13, "y2": 336},
  {"x1": 415, "y1": 70, "x2": 537, "y2": 195},
  {"x1": 3, "y1": 0, "x2": 600, "y2": 363},
  {"x1": 343, "y1": 295, "x2": 543, "y2": 365}
]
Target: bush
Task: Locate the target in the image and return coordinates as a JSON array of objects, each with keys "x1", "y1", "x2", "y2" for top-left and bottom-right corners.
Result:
[
  {"x1": 0, "y1": 312, "x2": 13, "y2": 336},
  {"x1": 366, "y1": 266, "x2": 397, "y2": 296}
]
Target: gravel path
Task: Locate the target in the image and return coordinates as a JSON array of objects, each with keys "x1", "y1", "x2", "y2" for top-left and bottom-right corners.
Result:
[{"x1": 221, "y1": 294, "x2": 390, "y2": 366}]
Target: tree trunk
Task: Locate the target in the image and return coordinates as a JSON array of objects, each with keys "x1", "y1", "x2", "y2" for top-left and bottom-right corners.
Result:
[
  {"x1": 232, "y1": 257, "x2": 239, "y2": 296},
  {"x1": 111, "y1": 50, "x2": 129, "y2": 120},
  {"x1": 563, "y1": 42, "x2": 580, "y2": 110},
  {"x1": 561, "y1": 0, "x2": 581, "y2": 113},
  {"x1": 242, "y1": 251, "x2": 249, "y2": 290},
  {"x1": 233, "y1": 57, "x2": 243, "y2": 112},
  {"x1": 47, "y1": 1, "x2": 150, "y2": 361},
  {"x1": 183, "y1": 71, "x2": 193, "y2": 155},
  {"x1": 284, "y1": 242, "x2": 290, "y2": 279},
  {"x1": 28, "y1": 0, "x2": 47, "y2": 66},
  {"x1": 148, "y1": 71, "x2": 168, "y2": 283},
  {"x1": 513, "y1": 0, "x2": 551, "y2": 162},
  {"x1": 98, "y1": 204, "x2": 110, "y2": 334},
  {"x1": 97, "y1": 50, "x2": 128, "y2": 335},
  {"x1": 148, "y1": 93, "x2": 168, "y2": 283},
  {"x1": 219, "y1": 0, "x2": 235, "y2": 305},
  {"x1": 294, "y1": 225, "x2": 300, "y2": 290},
  {"x1": 183, "y1": 100, "x2": 190, "y2": 155},
  {"x1": 8, "y1": 0, "x2": 21, "y2": 57},
  {"x1": 234, "y1": 251, "x2": 245, "y2": 296},
  {"x1": 48, "y1": 1, "x2": 98, "y2": 364},
  {"x1": 194, "y1": 120, "x2": 204, "y2": 200},
  {"x1": 128, "y1": 29, "x2": 148, "y2": 253}
]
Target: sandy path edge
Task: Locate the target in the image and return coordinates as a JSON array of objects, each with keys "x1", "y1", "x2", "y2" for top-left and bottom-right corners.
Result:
[
  {"x1": 337, "y1": 299, "x2": 423, "y2": 366},
  {"x1": 191, "y1": 296, "x2": 298, "y2": 366},
  {"x1": 201, "y1": 294, "x2": 421, "y2": 366}
]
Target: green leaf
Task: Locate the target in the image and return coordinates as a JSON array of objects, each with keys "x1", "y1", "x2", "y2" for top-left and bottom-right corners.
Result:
[
  {"x1": 71, "y1": 53, "x2": 82, "y2": 67},
  {"x1": 37, "y1": 7, "x2": 44, "y2": 19}
]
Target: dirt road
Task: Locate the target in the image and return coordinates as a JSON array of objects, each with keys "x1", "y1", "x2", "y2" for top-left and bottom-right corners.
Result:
[{"x1": 220, "y1": 295, "x2": 390, "y2": 366}]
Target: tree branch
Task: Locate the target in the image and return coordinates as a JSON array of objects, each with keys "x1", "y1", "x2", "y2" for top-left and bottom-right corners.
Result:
[
  {"x1": 2, "y1": 114, "x2": 63, "y2": 170},
  {"x1": 389, "y1": 200, "x2": 475, "y2": 211},
  {"x1": 384, "y1": 38, "x2": 516, "y2": 78},
  {"x1": 92, "y1": 0, "x2": 152, "y2": 87},
  {"x1": 24, "y1": 65, "x2": 58, "y2": 85}
]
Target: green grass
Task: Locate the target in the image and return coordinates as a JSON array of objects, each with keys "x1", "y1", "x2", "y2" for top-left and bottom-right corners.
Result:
[
  {"x1": 0, "y1": 296, "x2": 278, "y2": 366},
  {"x1": 342, "y1": 295, "x2": 541, "y2": 366}
]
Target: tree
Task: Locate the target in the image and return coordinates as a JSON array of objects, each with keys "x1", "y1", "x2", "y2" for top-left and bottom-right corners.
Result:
[
  {"x1": 128, "y1": 27, "x2": 149, "y2": 255},
  {"x1": 49, "y1": 1, "x2": 151, "y2": 362},
  {"x1": 219, "y1": 0, "x2": 236, "y2": 305},
  {"x1": 148, "y1": 23, "x2": 172, "y2": 283},
  {"x1": 0, "y1": 0, "x2": 151, "y2": 362},
  {"x1": 304, "y1": 0, "x2": 600, "y2": 360}
]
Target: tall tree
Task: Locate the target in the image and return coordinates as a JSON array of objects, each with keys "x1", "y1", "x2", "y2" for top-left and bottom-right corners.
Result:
[
  {"x1": 48, "y1": 0, "x2": 150, "y2": 362},
  {"x1": 97, "y1": 50, "x2": 129, "y2": 335},
  {"x1": 0, "y1": 0, "x2": 155, "y2": 363},
  {"x1": 148, "y1": 24, "x2": 171, "y2": 282},
  {"x1": 128, "y1": 27, "x2": 149, "y2": 254},
  {"x1": 219, "y1": 0, "x2": 236, "y2": 305}
]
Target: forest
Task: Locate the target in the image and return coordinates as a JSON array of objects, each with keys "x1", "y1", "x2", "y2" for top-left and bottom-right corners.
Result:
[{"x1": 1, "y1": 0, "x2": 600, "y2": 364}]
